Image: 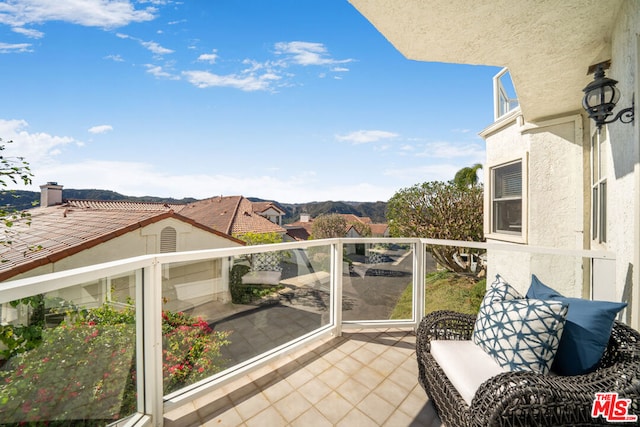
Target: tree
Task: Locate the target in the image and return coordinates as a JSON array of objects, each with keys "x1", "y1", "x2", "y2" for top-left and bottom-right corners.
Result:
[
  {"x1": 453, "y1": 163, "x2": 483, "y2": 188},
  {"x1": 1, "y1": 139, "x2": 34, "y2": 248},
  {"x1": 311, "y1": 214, "x2": 347, "y2": 239},
  {"x1": 348, "y1": 220, "x2": 371, "y2": 237},
  {"x1": 234, "y1": 231, "x2": 283, "y2": 245},
  {"x1": 386, "y1": 181, "x2": 483, "y2": 272}
]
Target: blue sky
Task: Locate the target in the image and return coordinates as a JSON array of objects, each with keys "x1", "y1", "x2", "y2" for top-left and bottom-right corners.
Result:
[{"x1": 0, "y1": 0, "x2": 499, "y2": 203}]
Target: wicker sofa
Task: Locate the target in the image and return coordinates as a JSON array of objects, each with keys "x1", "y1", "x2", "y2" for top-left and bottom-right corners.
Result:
[{"x1": 416, "y1": 310, "x2": 640, "y2": 426}]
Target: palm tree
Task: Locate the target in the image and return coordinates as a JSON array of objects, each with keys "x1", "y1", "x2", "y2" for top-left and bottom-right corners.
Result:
[{"x1": 453, "y1": 163, "x2": 483, "y2": 188}]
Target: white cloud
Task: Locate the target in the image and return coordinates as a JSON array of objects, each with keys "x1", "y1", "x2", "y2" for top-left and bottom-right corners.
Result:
[
  {"x1": 145, "y1": 64, "x2": 179, "y2": 79},
  {"x1": 335, "y1": 130, "x2": 399, "y2": 144},
  {"x1": 0, "y1": 0, "x2": 157, "y2": 29},
  {"x1": 104, "y1": 54, "x2": 124, "y2": 62},
  {"x1": 0, "y1": 42, "x2": 31, "y2": 53},
  {"x1": 197, "y1": 50, "x2": 218, "y2": 64},
  {"x1": 88, "y1": 125, "x2": 113, "y2": 134},
  {"x1": 332, "y1": 67, "x2": 349, "y2": 72},
  {"x1": 416, "y1": 141, "x2": 485, "y2": 160},
  {"x1": 0, "y1": 119, "x2": 81, "y2": 164},
  {"x1": 182, "y1": 70, "x2": 278, "y2": 92},
  {"x1": 274, "y1": 41, "x2": 352, "y2": 67},
  {"x1": 12, "y1": 26, "x2": 43, "y2": 38},
  {"x1": 141, "y1": 40, "x2": 173, "y2": 55},
  {"x1": 27, "y1": 159, "x2": 394, "y2": 203}
]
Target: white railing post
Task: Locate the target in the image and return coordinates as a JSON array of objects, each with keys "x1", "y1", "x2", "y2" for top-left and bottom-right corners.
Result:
[
  {"x1": 414, "y1": 241, "x2": 425, "y2": 330},
  {"x1": 332, "y1": 239, "x2": 343, "y2": 336},
  {"x1": 143, "y1": 259, "x2": 164, "y2": 426}
]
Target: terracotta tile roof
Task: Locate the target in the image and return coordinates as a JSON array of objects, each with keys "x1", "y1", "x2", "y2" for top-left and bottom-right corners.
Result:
[
  {"x1": 287, "y1": 220, "x2": 313, "y2": 234},
  {"x1": 180, "y1": 196, "x2": 286, "y2": 236},
  {"x1": 339, "y1": 214, "x2": 372, "y2": 224},
  {"x1": 370, "y1": 223, "x2": 389, "y2": 236},
  {"x1": 285, "y1": 226, "x2": 311, "y2": 241},
  {"x1": 251, "y1": 201, "x2": 285, "y2": 214},
  {"x1": 67, "y1": 199, "x2": 185, "y2": 211},
  {"x1": 0, "y1": 202, "x2": 243, "y2": 282}
]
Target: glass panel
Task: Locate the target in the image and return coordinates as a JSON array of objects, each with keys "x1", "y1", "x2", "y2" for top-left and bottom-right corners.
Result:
[
  {"x1": 599, "y1": 181, "x2": 607, "y2": 243},
  {"x1": 423, "y1": 245, "x2": 486, "y2": 315},
  {"x1": 342, "y1": 243, "x2": 413, "y2": 321},
  {"x1": 494, "y1": 162, "x2": 522, "y2": 199},
  {"x1": 161, "y1": 246, "x2": 332, "y2": 395},
  {"x1": 0, "y1": 272, "x2": 140, "y2": 425},
  {"x1": 493, "y1": 199, "x2": 522, "y2": 234},
  {"x1": 592, "y1": 186, "x2": 599, "y2": 241}
]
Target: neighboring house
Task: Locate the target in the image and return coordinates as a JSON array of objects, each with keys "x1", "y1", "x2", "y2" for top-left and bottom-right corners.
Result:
[
  {"x1": 350, "y1": 0, "x2": 639, "y2": 327},
  {"x1": 0, "y1": 184, "x2": 245, "y2": 317},
  {"x1": 178, "y1": 196, "x2": 287, "y2": 239},
  {"x1": 285, "y1": 213, "x2": 389, "y2": 240},
  {"x1": 251, "y1": 201, "x2": 286, "y2": 226}
]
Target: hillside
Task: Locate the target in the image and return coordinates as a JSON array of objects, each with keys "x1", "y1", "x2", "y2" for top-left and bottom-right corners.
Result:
[{"x1": 1, "y1": 190, "x2": 388, "y2": 223}]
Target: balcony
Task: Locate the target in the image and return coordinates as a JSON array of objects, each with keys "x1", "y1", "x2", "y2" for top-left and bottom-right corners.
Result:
[{"x1": 0, "y1": 238, "x2": 615, "y2": 426}]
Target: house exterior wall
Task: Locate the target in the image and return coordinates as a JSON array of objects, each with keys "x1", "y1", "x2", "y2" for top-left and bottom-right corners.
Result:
[
  {"x1": 604, "y1": 1, "x2": 639, "y2": 327},
  {"x1": 482, "y1": 115, "x2": 586, "y2": 297},
  {"x1": 483, "y1": 1, "x2": 639, "y2": 328},
  {"x1": 8, "y1": 218, "x2": 241, "y2": 280}
]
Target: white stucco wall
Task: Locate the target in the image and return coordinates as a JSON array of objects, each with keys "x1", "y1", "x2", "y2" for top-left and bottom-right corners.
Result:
[
  {"x1": 482, "y1": 114, "x2": 587, "y2": 297},
  {"x1": 8, "y1": 218, "x2": 241, "y2": 281},
  {"x1": 603, "y1": 0, "x2": 639, "y2": 326}
]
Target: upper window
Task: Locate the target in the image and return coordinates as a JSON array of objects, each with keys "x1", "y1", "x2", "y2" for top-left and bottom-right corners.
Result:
[
  {"x1": 160, "y1": 226, "x2": 177, "y2": 253},
  {"x1": 492, "y1": 161, "x2": 522, "y2": 235},
  {"x1": 591, "y1": 131, "x2": 607, "y2": 244}
]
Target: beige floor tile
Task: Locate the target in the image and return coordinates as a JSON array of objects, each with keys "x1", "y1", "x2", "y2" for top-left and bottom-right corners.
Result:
[
  {"x1": 335, "y1": 408, "x2": 379, "y2": 427},
  {"x1": 333, "y1": 354, "x2": 364, "y2": 375},
  {"x1": 297, "y1": 378, "x2": 332, "y2": 404},
  {"x1": 374, "y1": 378, "x2": 412, "y2": 407},
  {"x1": 245, "y1": 405, "x2": 288, "y2": 427},
  {"x1": 272, "y1": 391, "x2": 313, "y2": 422},
  {"x1": 290, "y1": 406, "x2": 333, "y2": 427},
  {"x1": 352, "y1": 365, "x2": 385, "y2": 390},
  {"x1": 233, "y1": 392, "x2": 271, "y2": 421},
  {"x1": 261, "y1": 376, "x2": 295, "y2": 403},
  {"x1": 284, "y1": 366, "x2": 315, "y2": 389},
  {"x1": 368, "y1": 354, "x2": 398, "y2": 377},
  {"x1": 202, "y1": 407, "x2": 244, "y2": 427},
  {"x1": 305, "y1": 357, "x2": 332, "y2": 376},
  {"x1": 315, "y1": 390, "x2": 354, "y2": 424},
  {"x1": 357, "y1": 392, "x2": 396, "y2": 425},
  {"x1": 337, "y1": 378, "x2": 371, "y2": 405},
  {"x1": 317, "y1": 366, "x2": 348, "y2": 389},
  {"x1": 350, "y1": 346, "x2": 378, "y2": 365}
]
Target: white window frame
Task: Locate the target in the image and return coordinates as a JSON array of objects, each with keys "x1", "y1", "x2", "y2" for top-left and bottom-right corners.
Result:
[
  {"x1": 488, "y1": 158, "x2": 527, "y2": 243},
  {"x1": 590, "y1": 129, "x2": 608, "y2": 245}
]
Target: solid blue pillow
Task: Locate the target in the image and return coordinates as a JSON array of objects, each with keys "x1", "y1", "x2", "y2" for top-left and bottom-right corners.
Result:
[{"x1": 526, "y1": 275, "x2": 627, "y2": 375}]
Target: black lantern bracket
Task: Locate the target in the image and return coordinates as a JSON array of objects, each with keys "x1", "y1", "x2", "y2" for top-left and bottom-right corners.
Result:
[{"x1": 582, "y1": 61, "x2": 635, "y2": 131}]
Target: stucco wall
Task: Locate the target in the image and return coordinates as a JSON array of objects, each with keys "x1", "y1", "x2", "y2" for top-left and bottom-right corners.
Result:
[
  {"x1": 8, "y1": 218, "x2": 241, "y2": 281},
  {"x1": 604, "y1": 0, "x2": 639, "y2": 326},
  {"x1": 483, "y1": 114, "x2": 587, "y2": 297}
]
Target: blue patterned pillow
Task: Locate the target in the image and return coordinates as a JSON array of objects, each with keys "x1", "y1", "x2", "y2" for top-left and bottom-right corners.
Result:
[
  {"x1": 527, "y1": 275, "x2": 627, "y2": 375},
  {"x1": 473, "y1": 274, "x2": 522, "y2": 349},
  {"x1": 473, "y1": 298, "x2": 568, "y2": 373}
]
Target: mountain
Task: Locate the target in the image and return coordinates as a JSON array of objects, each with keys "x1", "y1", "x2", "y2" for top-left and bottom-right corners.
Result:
[{"x1": 1, "y1": 190, "x2": 387, "y2": 223}]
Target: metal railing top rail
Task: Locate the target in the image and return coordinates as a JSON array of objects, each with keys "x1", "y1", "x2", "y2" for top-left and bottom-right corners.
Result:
[{"x1": 0, "y1": 237, "x2": 614, "y2": 304}]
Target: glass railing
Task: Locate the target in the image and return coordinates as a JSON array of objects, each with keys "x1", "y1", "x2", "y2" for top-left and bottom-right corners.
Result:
[{"x1": 0, "y1": 238, "x2": 616, "y2": 426}]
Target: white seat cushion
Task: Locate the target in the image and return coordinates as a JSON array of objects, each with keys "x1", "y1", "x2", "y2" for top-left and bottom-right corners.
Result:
[{"x1": 430, "y1": 340, "x2": 508, "y2": 406}]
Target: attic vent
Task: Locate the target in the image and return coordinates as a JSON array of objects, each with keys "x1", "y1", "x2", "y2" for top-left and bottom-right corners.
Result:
[{"x1": 160, "y1": 226, "x2": 177, "y2": 253}]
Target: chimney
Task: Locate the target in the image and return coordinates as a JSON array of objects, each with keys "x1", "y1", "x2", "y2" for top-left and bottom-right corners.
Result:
[
  {"x1": 40, "y1": 182, "x2": 63, "y2": 207},
  {"x1": 300, "y1": 213, "x2": 311, "y2": 223}
]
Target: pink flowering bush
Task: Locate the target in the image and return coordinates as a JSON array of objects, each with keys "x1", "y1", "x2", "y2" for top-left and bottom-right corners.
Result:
[{"x1": 0, "y1": 302, "x2": 230, "y2": 425}]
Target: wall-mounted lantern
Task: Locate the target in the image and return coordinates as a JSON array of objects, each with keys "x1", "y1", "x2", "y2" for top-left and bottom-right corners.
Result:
[{"x1": 582, "y1": 61, "x2": 634, "y2": 131}]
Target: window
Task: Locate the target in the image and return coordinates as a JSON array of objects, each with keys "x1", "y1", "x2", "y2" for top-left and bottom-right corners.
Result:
[
  {"x1": 591, "y1": 131, "x2": 607, "y2": 243},
  {"x1": 160, "y1": 226, "x2": 177, "y2": 253},
  {"x1": 492, "y1": 161, "x2": 522, "y2": 235}
]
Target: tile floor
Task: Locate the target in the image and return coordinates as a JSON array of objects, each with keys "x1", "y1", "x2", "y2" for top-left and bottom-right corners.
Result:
[{"x1": 164, "y1": 328, "x2": 442, "y2": 426}]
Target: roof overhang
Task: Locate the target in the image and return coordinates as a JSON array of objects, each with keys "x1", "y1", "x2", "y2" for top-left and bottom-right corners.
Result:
[{"x1": 349, "y1": 0, "x2": 625, "y2": 122}]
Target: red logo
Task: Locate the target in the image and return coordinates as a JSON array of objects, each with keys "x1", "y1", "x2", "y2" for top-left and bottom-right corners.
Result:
[{"x1": 591, "y1": 392, "x2": 638, "y2": 422}]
